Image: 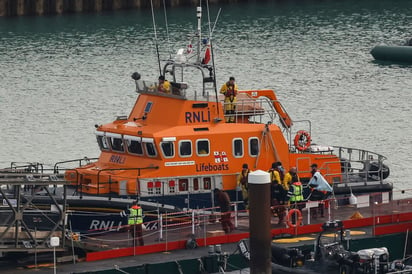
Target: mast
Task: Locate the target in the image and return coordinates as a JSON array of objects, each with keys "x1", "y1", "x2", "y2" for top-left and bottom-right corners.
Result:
[{"x1": 196, "y1": 6, "x2": 202, "y2": 64}]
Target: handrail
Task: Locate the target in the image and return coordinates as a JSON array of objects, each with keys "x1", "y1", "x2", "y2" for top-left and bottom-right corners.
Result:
[
  {"x1": 53, "y1": 157, "x2": 98, "y2": 174},
  {"x1": 10, "y1": 162, "x2": 44, "y2": 174},
  {"x1": 95, "y1": 167, "x2": 159, "y2": 196},
  {"x1": 49, "y1": 190, "x2": 412, "y2": 255}
]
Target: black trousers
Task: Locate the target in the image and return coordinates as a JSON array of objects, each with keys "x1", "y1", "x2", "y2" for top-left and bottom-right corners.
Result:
[{"x1": 129, "y1": 224, "x2": 144, "y2": 246}]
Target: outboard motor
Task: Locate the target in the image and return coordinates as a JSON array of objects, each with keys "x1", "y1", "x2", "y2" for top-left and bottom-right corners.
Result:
[
  {"x1": 356, "y1": 247, "x2": 389, "y2": 274},
  {"x1": 271, "y1": 244, "x2": 305, "y2": 267}
]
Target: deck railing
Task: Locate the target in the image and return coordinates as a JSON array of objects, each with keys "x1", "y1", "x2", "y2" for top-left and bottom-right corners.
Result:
[{"x1": 62, "y1": 189, "x2": 412, "y2": 256}]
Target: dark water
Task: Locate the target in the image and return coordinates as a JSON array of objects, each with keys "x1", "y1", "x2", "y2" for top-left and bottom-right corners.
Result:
[{"x1": 0, "y1": 0, "x2": 411, "y2": 194}]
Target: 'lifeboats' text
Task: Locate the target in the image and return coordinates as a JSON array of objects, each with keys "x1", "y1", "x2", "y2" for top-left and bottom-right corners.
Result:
[{"x1": 196, "y1": 163, "x2": 229, "y2": 172}]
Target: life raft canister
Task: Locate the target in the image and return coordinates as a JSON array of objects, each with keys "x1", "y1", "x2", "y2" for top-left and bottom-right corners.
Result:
[{"x1": 294, "y1": 130, "x2": 311, "y2": 151}]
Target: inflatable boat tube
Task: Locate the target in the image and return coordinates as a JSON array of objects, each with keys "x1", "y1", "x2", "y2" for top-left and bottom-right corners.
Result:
[{"x1": 371, "y1": 45, "x2": 412, "y2": 63}]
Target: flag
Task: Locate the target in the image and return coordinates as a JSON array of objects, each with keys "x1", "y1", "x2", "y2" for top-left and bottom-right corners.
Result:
[
  {"x1": 202, "y1": 43, "x2": 211, "y2": 64},
  {"x1": 214, "y1": 151, "x2": 228, "y2": 163},
  {"x1": 186, "y1": 42, "x2": 193, "y2": 54}
]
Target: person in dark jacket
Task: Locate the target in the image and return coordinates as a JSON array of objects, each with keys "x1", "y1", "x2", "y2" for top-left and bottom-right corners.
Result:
[
  {"x1": 269, "y1": 162, "x2": 288, "y2": 224},
  {"x1": 214, "y1": 188, "x2": 234, "y2": 233},
  {"x1": 310, "y1": 163, "x2": 318, "y2": 177},
  {"x1": 309, "y1": 164, "x2": 329, "y2": 218},
  {"x1": 237, "y1": 163, "x2": 250, "y2": 209}
]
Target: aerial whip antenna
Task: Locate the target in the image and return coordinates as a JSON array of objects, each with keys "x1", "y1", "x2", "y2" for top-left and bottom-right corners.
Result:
[
  {"x1": 150, "y1": 0, "x2": 162, "y2": 75},
  {"x1": 162, "y1": 0, "x2": 172, "y2": 59},
  {"x1": 206, "y1": 0, "x2": 221, "y2": 116},
  {"x1": 210, "y1": 8, "x2": 221, "y2": 36}
]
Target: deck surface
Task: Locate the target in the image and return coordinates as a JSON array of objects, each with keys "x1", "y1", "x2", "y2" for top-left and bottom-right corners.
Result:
[{"x1": 1, "y1": 194, "x2": 412, "y2": 273}]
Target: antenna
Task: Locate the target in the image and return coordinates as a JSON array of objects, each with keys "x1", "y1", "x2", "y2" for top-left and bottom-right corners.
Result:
[
  {"x1": 150, "y1": 0, "x2": 162, "y2": 75},
  {"x1": 206, "y1": 0, "x2": 220, "y2": 116},
  {"x1": 162, "y1": 0, "x2": 172, "y2": 59},
  {"x1": 211, "y1": 8, "x2": 222, "y2": 36}
]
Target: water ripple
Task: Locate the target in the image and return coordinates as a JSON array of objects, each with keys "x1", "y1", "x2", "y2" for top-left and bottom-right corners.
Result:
[{"x1": 0, "y1": 0, "x2": 411, "y2": 189}]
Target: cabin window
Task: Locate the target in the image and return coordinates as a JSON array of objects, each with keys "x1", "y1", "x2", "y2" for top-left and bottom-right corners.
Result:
[
  {"x1": 161, "y1": 142, "x2": 175, "y2": 158},
  {"x1": 193, "y1": 178, "x2": 199, "y2": 191},
  {"x1": 233, "y1": 138, "x2": 243, "y2": 157},
  {"x1": 110, "y1": 137, "x2": 124, "y2": 152},
  {"x1": 96, "y1": 135, "x2": 110, "y2": 151},
  {"x1": 203, "y1": 177, "x2": 211, "y2": 190},
  {"x1": 196, "y1": 139, "x2": 210, "y2": 156},
  {"x1": 127, "y1": 139, "x2": 143, "y2": 155},
  {"x1": 169, "y1": 180, "x2": 176, "y2": 193},
  {"x1": 179, "y1": 140, "x2": 192, "y2": 157},
  {"x1": 147, "y1": 181, "x2": 154, "y2": 195},
  {"x1": 105, "y1": 133, "x2": 124, "y2": 152},
  {"x1": 144, "y1": 101, "x2": 153, "y2": 113},
  {"x1": 145, "y1": 142, "x2": 157, "y2": 157},
  {"x1": 178, "y1": 179, "x2": 189, "y2": 192},
  {"x1": 249, "y1": 137, "x2": 259, "y2": 157}
]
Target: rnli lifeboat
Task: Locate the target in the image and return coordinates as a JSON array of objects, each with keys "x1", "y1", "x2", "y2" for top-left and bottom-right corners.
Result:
[{"x1": 65, "y1": 7, "x2": 391, "y2": 209}]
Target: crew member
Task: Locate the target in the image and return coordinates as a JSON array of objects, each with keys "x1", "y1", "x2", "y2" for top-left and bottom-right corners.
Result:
[
  {"x1": 220, "y1": 77, "x2": 238, "y2": 123},
  {"x1": 287, "y1": 167, "x2": 305, "y2": 224},
  {"x1": 284, "y1": 166, "x2": 300, "y2": 187},
  {"x1": 269, "y1": 162, "x2": 288, "y2": 224},
  {"x1": 158, "y1": 75, "x2": 171, "y2": 93},
  {"x1": 237, "y1": 163, "x2": 250, "y2": 210},
  {"x1": 128, "y1": 200, "x2": 144, "y2": 246},
  {"x1": 310, "y1": 163, "x2": 318, "y2": 177},
  {"x1": 309, "y1": 163, "x2": 327, "y2": 218},
  {"x1": 214, "y1": 188, "x2": 234, "y2": 233}
]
